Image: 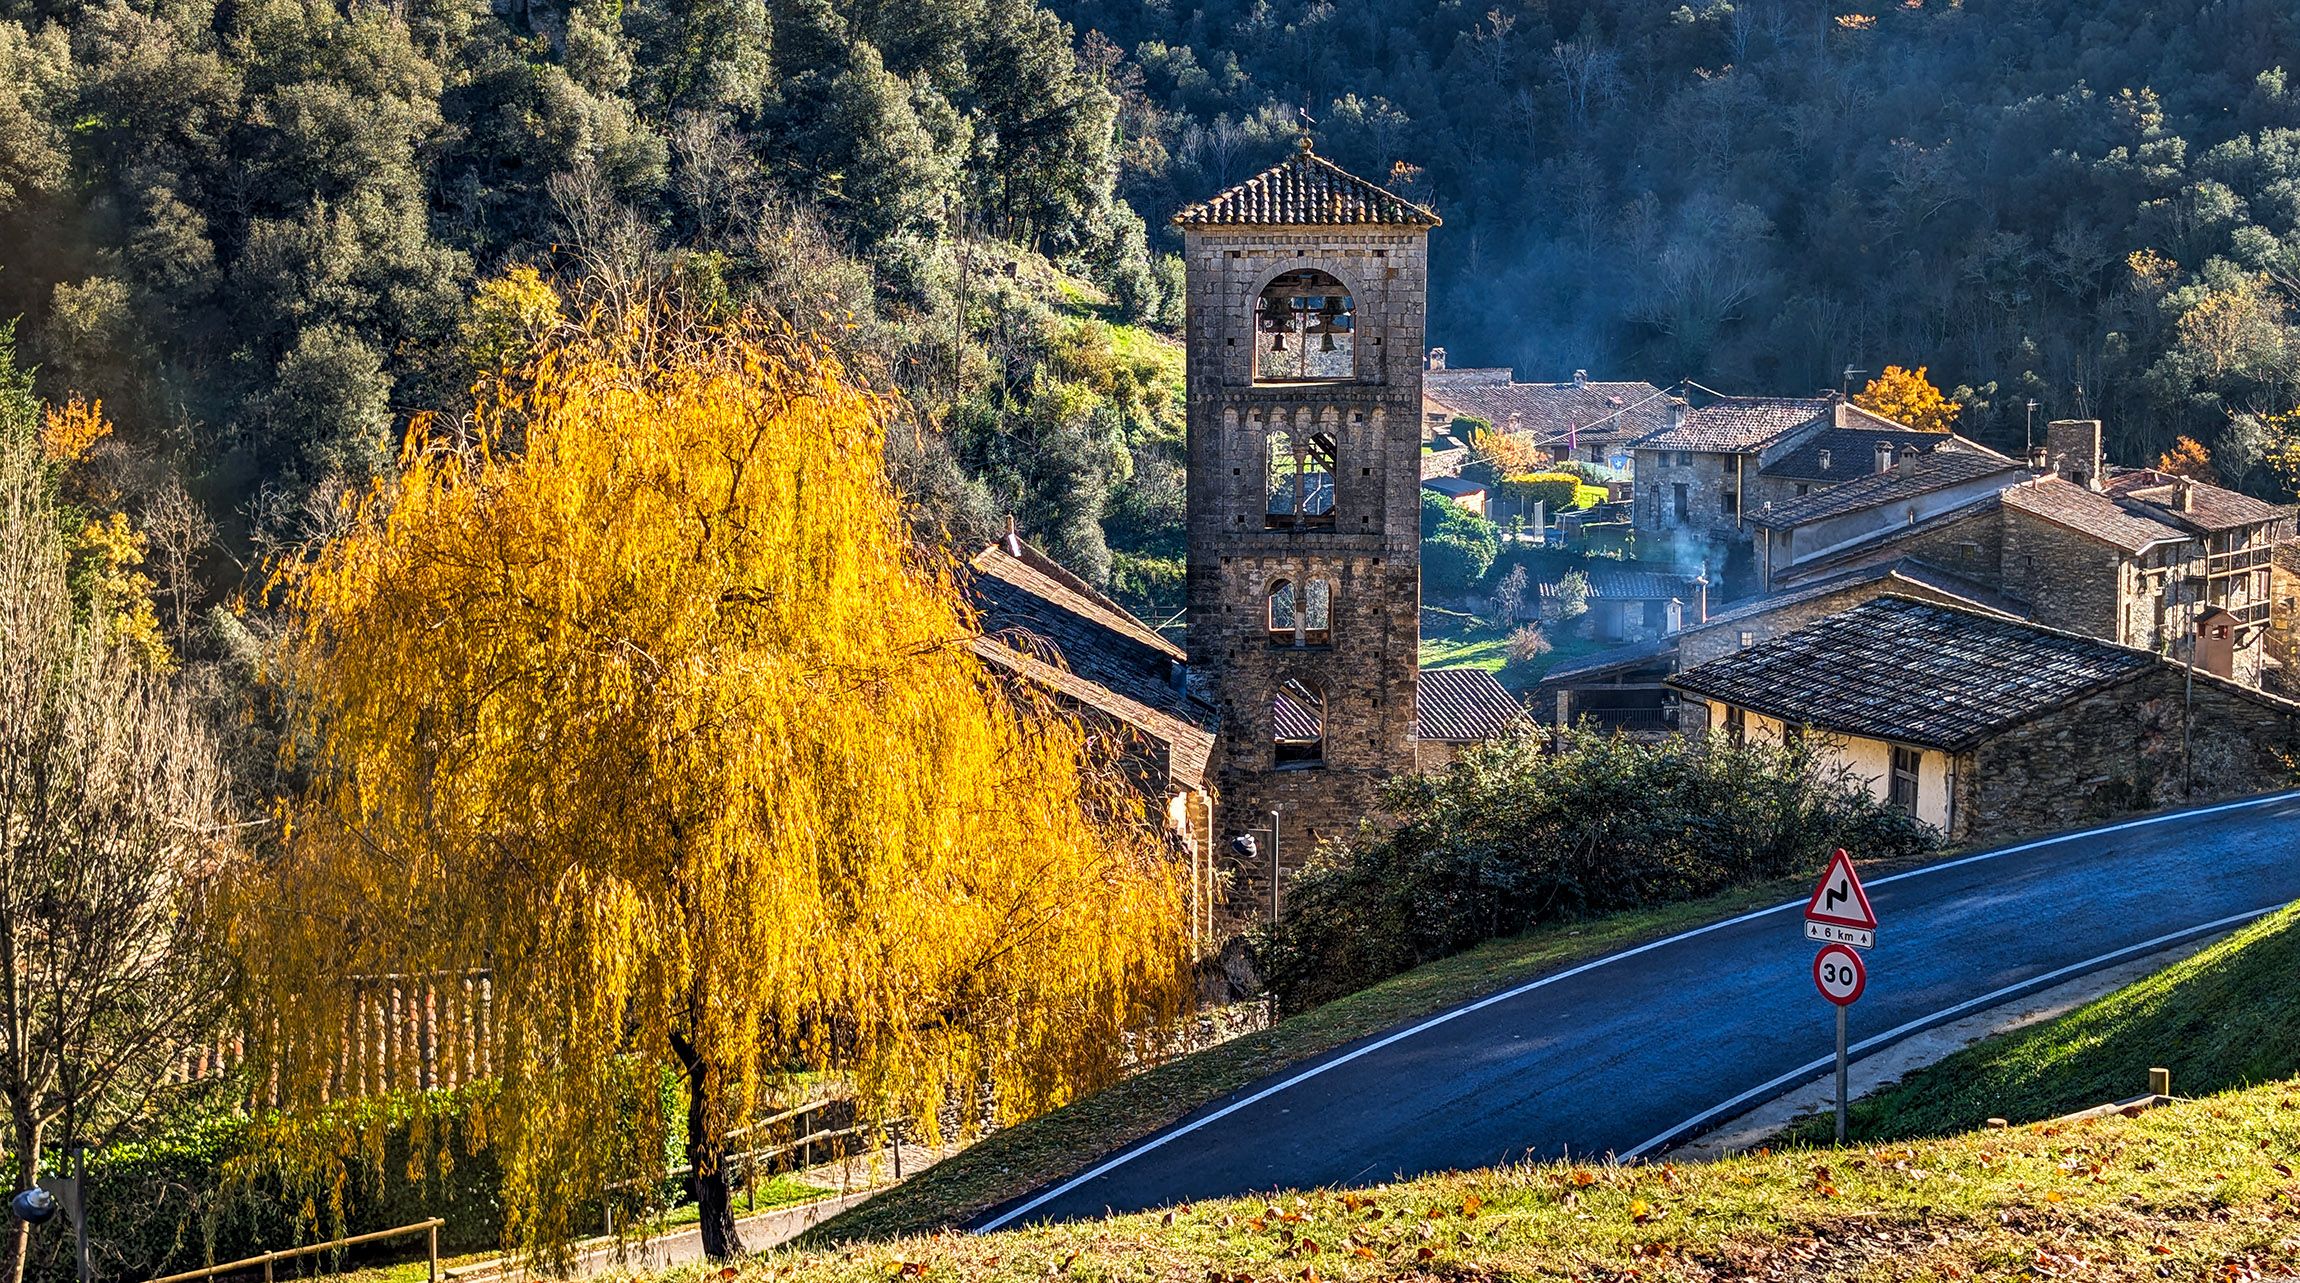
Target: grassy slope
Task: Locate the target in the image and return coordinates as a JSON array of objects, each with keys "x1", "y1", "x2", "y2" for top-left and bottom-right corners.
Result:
[
  {"x1": 803, "y1": 874, "x2": 1833, "y2": 1245},
  {"x1": 728, "y1": 1081, "x2": 2300, "y2": 1282},
  {"x1": 1802, "y1": 901, "x2": 2300, "y2": 1144}
]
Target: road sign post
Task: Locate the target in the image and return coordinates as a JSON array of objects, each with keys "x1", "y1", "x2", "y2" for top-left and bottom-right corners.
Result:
[
  {"x1": 1805, "y1": 849, "x2": 1877, "y2": 1146},
  {"x1": 1811, "y1": 942, "x2": 1865, "y2": 1141}
]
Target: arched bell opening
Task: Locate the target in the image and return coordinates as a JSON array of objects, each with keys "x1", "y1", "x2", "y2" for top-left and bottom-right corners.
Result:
[{"x1": 1254, "y1": 269, "x2": 1355, "y2": 384}]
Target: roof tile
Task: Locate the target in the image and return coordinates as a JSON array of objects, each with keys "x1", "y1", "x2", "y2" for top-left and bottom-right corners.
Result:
[
  {"x1": 1668, "y1": 596, "x2": 2158, "y2": 750},
  {"x1": 1174, "y1": 141, "x2": 1440, "y2": 228}
]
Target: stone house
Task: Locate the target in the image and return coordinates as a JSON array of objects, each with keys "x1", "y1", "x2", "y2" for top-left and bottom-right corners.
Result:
[
  {"x1": 1669, "y1": 596, "x2": 2300, "y2": 843},
  {"x1": 1537, "y1": 557, "x2": 2019, "y2": 734},
  {"x1": 1422, "y1": 365, "x2": 1676, "y2": 470},
  {"x1": 1627, "y1": 397, "x2": 1956, "y2": 551},
  {"x1": 1675, "y1": 559, "x2": 2023, "y2": 669},
  {"x1": 1752, "y1": 420, "x2": 2295, "y2": 686},
  {"x1": 1538, "y1": 564, "x2": 1707, "y2": 643}
]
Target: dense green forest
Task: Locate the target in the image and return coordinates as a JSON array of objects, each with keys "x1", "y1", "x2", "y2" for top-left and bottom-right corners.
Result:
[
  {"x1": 1071, "y1": 0, "x2": 2300, "y2": 467},
  {"x1": 2, "y1": 0, "x2": 2300, "y2": 628}
]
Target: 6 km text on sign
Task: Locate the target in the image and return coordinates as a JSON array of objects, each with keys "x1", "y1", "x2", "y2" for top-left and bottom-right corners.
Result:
[{"x1": 1803, "y1": 847, "x2": 1879, "y2": 949}]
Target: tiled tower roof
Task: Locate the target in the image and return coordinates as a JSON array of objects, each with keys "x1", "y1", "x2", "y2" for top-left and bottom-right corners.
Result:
[{"x1": 1174, "y1": 138, "x2": 1441, "y2": 229}]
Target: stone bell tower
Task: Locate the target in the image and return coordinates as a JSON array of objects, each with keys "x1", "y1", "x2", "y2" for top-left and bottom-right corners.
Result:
[{"x1": 1174, "y1": 139, "x2": 1440, "y2": 913}]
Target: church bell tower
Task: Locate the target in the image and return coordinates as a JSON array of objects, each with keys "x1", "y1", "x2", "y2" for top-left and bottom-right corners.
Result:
[{"x1": 1174, "y1": 139, "x2": 1440, "y2": 914}]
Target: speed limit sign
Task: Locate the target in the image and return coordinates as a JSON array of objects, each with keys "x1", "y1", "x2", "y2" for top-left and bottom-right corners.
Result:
[{"x1": 1812, "y1": 943, "x2": 1866, "y2": 1006}]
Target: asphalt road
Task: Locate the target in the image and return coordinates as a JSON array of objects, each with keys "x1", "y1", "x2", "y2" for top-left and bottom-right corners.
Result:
[{"x1": 981, "y1": 791, "x2": 2300, "y2": 1229}]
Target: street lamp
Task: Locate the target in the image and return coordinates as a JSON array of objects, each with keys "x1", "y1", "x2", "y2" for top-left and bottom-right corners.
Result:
[{"x1": 10, "y1": 1144, "x2": 86, "y2": 1283}]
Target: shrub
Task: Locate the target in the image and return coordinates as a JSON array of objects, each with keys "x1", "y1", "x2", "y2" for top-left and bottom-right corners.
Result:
[
  {"x1": 1554, "y1": 568, "x2": 1591, "y2": 620},
  {"x1": 1502, "y1": 472, "x2": 1606, "y2": 516},
  {"x1": 1253, "y1": 728, "x2": 1938, "y2": 1013},
  {"x1": 1424, "y1": 534, "x2": 1497, "y2": 596},
  {"x1": 1504, "y1": 624, "x2": 1551, "y2": 661},
  {"x1": 30, "y1": 1092, "x2": 512, "y2": 1283}
]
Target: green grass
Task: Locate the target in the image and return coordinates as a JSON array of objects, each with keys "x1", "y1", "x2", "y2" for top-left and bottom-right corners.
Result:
[
  {"x1": 1416, "y1": 627, "x2": 1509, "y2": 672},
  {"x1": 801, "y1": 872, "x2": 1854, "y2": 1246},
  {"x1": 1796, "y1": 901, "x2": 2300, "y2": 1144},
  {"x1": 710, "y1": 1078, "x2": 2300, "y2": 1283}
]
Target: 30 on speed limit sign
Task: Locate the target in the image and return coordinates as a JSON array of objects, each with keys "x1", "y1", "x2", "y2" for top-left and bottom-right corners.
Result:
[{"x1": 1812, "y1": 943, "x2": 1866, "y2": 1006}]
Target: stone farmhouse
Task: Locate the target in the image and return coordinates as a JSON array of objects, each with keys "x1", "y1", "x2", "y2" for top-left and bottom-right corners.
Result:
[
  {"x1": 1669, "y1": 596, "x2": 2300, "y2": 842},
  {"x1": 1626, "y1": 394, "x2": 1986, "y2": 562},
  {"x1": 1747, "y1": 418, "x2": 2295, "y2": 686},
  {"x1": 1421, "y1": 361, "x2": 1675, "y2": 470},
  {"x1": 965, "y1": 142, "x2": 1524, "y2": 930}
]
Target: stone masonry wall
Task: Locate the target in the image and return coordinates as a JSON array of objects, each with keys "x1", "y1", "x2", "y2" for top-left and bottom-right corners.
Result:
[
  {"x1": 1996, "y1": 506, "x2": 2130, "y2": 642},
  {"x1": 1632, "y1": 448, "x2": 1748, "y2": 544},
  {"x1": 1774, "y1": 504, "x2": 2005, "y2": 592},
  {"x1": 1182, "y1": 223, "x2": 1429, "y2": 924},
  {"x1": 1967, "y1": 665, "x2": 2300, "y2": 840}
]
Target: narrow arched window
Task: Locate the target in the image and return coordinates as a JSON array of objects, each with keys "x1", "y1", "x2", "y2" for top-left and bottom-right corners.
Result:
[
  {"x1": 1274, "y1": 678, "x2": 1325, "y2": 766},
  {"x1": 1266, "y1": 428, "x2": 1296, "y2": 525},
  {"x1": 1267, "y1": 578, "x2": 1297, "y2": 640},
  {"x1": 1303, "y1": 579, "x2": 1332, "y2": 645}
]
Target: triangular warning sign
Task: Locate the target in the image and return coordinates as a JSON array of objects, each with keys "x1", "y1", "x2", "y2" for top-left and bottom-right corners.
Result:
[{"x1": 1804, "y1": 848, "x2": 1878, "y2": 930}]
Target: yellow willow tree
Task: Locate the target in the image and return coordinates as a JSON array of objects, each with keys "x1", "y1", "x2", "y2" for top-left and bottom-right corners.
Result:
[{"x1": 234, "y1": 312, "x2": 1189, "y2": 1261}]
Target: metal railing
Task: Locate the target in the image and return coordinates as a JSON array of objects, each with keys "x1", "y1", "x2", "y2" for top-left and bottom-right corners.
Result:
[{"x1": 146, "y1": 1219, "x2": 441, "y2": 1283}]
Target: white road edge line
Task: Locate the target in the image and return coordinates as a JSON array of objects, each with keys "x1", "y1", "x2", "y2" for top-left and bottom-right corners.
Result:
[
  {"x1": 1619, "y1": 902, "x2": 2284, "y2": 1159},
  {"x1": 972, "y1": 789, "x2": 2300, "y2": 1233}
]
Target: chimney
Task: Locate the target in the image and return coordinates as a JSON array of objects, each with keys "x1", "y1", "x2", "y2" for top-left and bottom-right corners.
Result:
[
  {"x1": 1667, "y1": 398, "x2": 1689, "y2": 433},
  {"x1": 1895, "y1": 444, "x2": 1920, "y2": 478},
  {"x1": 2027, "y1": 444, "x2": 2049, "y2": 472},
  {"x1": 1004, "y1": 513, "x2": 1023, "y2": 557},
  {"x1": 1572, "y1": 368, "x2": 1588, "y2": 387},
  {"x1": 2045, "y1": 419, "x2": 2104, "y2": 490},
  {"x1": 1692, "y1": 572, "x2": 1709, "y2": 624},
  {"x1": 1874, "y1": 441, "x2": 1895, "y2": 474},
  {"x1": 1426, "y1": 346, "x2": 1447, "y2": 371},
  {"x1": 1817, "y1": 448, "x2": 1833, "y2": 472},
  {"x1": 2177, "y1": 476, "x2": 2197, "y2": 513}
]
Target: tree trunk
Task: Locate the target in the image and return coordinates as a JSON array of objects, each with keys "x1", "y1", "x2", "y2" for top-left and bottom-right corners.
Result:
[
  {"x1": 667, "y1": 1031, "x2": 743, "y2": 1260},
  {"x1": 5, "y1": 1110, "x2": 41, "y2": 1283}
]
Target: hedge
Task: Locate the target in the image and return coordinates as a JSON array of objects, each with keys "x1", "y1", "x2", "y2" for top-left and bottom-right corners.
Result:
[{"x1": 1253, "y1": 727, "x2": 1938, "y2": 1013}]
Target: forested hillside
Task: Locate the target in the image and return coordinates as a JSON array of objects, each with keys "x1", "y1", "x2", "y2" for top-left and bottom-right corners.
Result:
[
  {"x1": 1069, "y1": 0, "x2": 2300, "y2": 477},
  {"x1": 4, "y1": 0, "x2": 2300, "y2": 624},
  {"x1": 0, "y1": 0, "x2": 1189, "y2": 628}
]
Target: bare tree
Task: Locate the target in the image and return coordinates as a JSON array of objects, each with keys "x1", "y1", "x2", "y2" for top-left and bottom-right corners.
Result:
[
  {"x1": 142, "y1": 478, "x2": 215, "y2": 654},
  {"x1": 0, "y1": 425, "x2": 236, "y2": 1283}
]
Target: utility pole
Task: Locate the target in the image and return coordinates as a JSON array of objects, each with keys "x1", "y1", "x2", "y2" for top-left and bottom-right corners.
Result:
[
  {"x1": 1269, "y1": 809, "x2": 1282, "y2": 923},
  {"x1": 1840, "y1": 366, "x2": 1865, "y2": 398}
]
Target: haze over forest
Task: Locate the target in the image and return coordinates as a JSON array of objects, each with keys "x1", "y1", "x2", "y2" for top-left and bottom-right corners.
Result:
[{"x1": 1, "y1": 0, "x2": 2297, "y2": 610}]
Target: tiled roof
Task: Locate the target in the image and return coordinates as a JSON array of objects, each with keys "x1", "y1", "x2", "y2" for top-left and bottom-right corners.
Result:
[
  {"x1": 1535, "y1": 635, "x2": 1679, "y2": 686},
  {"x1": 1423, "y1": 374, "x2": 1676, "y2": 448},
  {"x1": 1760, "y1": 426, "x2": 1954, "y2": 482},
  {"x1": 1668, "y1": 597, "x2": 2159, "y2": 751},
  {"x1": 2001, "y1": 478, "x2": 2191, "y2": 553},
  {"x1": 2101, "y1": 469, "x2": 2294, "y2": 533},
  {"x1": 1687, "y1": 558, "x2": 2027, "y2": 632},
  {"x1": 967, "y1": 540, "x2": 1214, "y2": 783},
  {"x1": 1422, "y1": 476, "x2": 1488, "y2": 498},
  {"x1": 1633, "y1": 397, "x2": 1831, "y2": 453},
  {"x1": 1771, "y1": 494, "x2": 2007, "y2": 588},
  {"x1": 1415, "y1": 667, "x2": 1526, "y2": 741},
  {"x1": 1748, "y1": 446, "x2": 2022, "y2": 530},
  {"x1": 1174, "y1": 140, "x2": 1440, "y2": 228},
  {"x1": 1538, "y1": 566, "x2": 1703, "y2": 601},
  {"x1": 1273, "y1": 680, "x2": 1322, "y2": 741}
]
